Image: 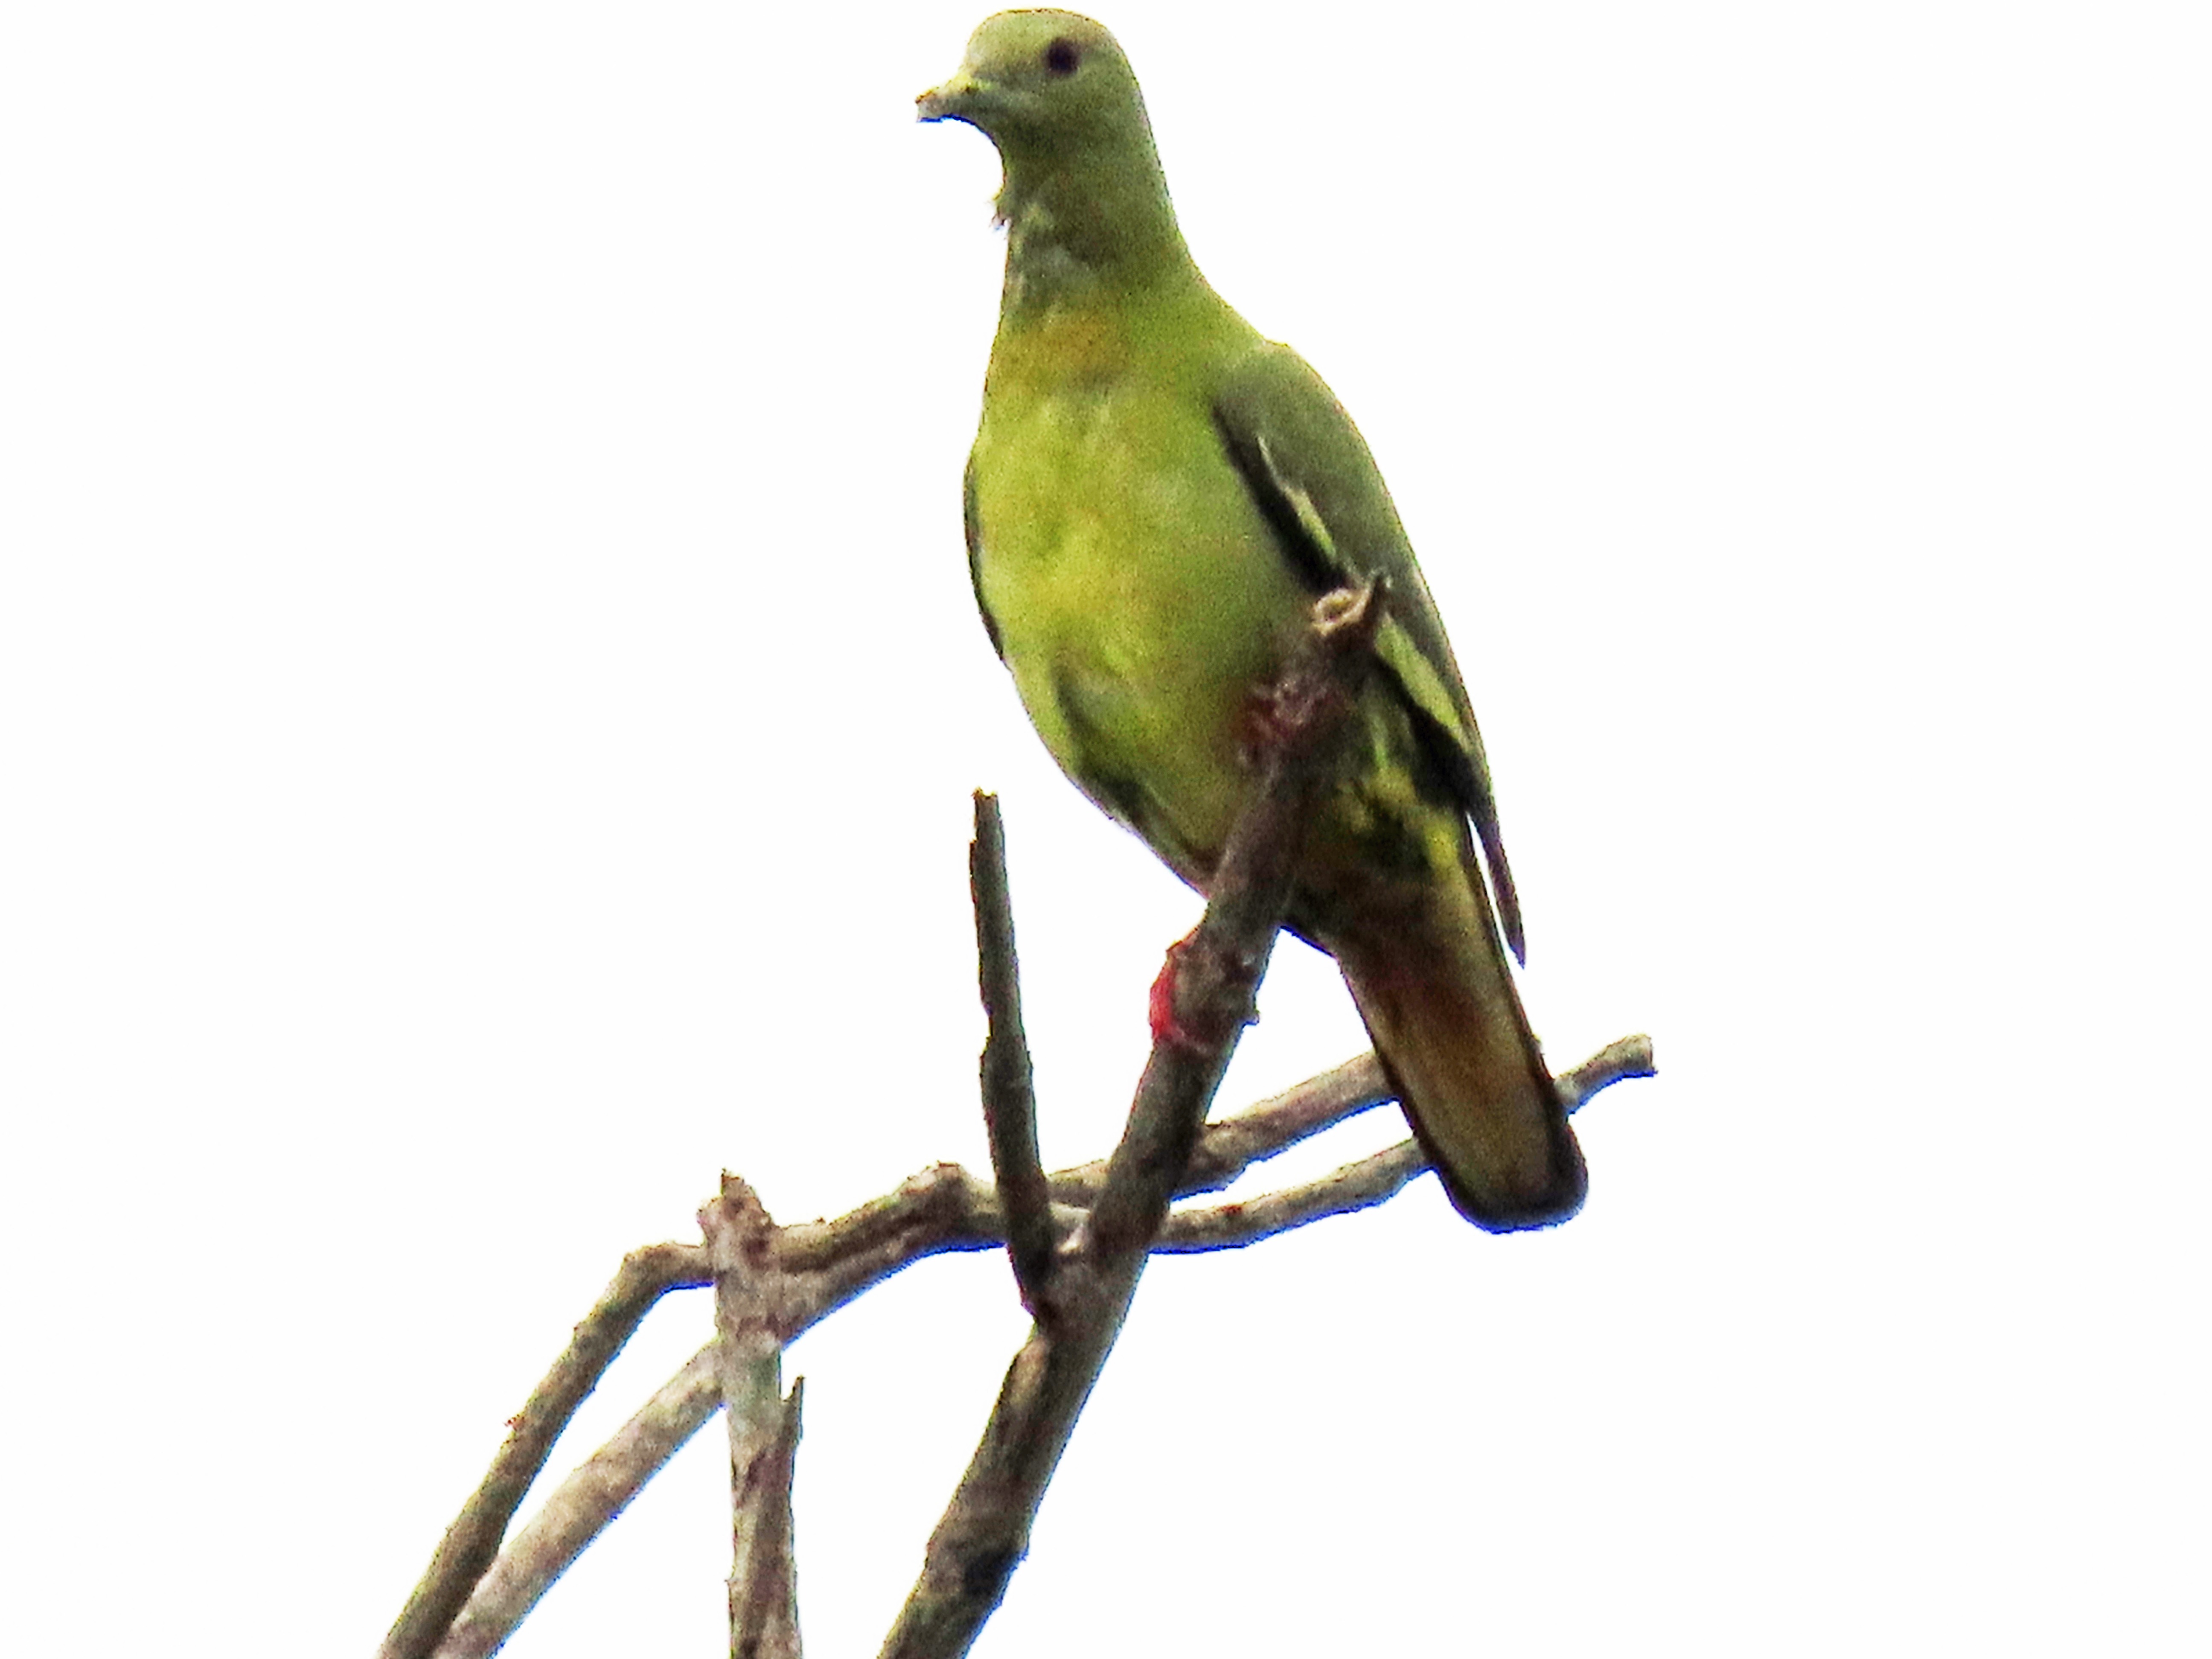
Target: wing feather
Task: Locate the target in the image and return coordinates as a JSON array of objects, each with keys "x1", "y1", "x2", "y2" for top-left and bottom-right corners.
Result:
[{"x1": 1212, "y1": 344, "x2": 1527, "y2": 962}]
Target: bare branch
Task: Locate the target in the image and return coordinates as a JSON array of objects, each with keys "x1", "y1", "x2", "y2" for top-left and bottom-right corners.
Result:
[
  {"x1": 1148, "y1": 1033, "x2": 1659, "y2": 1253},
  {"x1": 777, "y1": 1164, "x2": 995, "y2": 1275},
  {"x1": 420, "y1": 1040, "x2": 1648, "y2": 1652},
  {"x1": 1176, "y1": 1050, "x2": 1393, "y2": 1190},
  {"x1": 733, "y1": 1380, "x2": 804, "y2": 1659},
  {"x1": 706, "y1": 1176, "x2": 801, "y2": 1659},
  {"x1": 776, "y1": 1048, "x2": 1397, "y2": 1319},
  {"x1": 408, "y1": 1026, "x2": 1655, "y2": 1657},
  {"x1": 970, "y1": 790, "x2": 1056, "y2": 1313},
  {"x1": 877, "y1": 581, "x2": 1384, "y2": 1659},
  {"x1": 1558, "y1": 1033, "x2": 1657, "y2": 1113},
  {"x1": 377, "y1": 1242, "x2": 711, "y2": 1659},
  {"x1": 433, "y1": 1346, "x2": 722, "y2": 1659},
  {"x1": 1158, "y1": 1140, "x2": 1429, "y2": 1250},
  {"x1": 777, "y1": 1164, "x2": 1006, "y2": 1330},
  {"x1": 1048, "y1": 1049, "x2": 1391, "y2": 1204}
]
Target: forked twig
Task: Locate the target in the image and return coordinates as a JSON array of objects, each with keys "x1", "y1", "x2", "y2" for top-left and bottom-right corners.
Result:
[
  {"x1": 706, "y1": 1175, "x2": 802, "y2": 1659},
  {"x1": 417, "y1": 1023, "x2": 1655, "y2": 1659},
  {"x1": 390, "y1": 585, "x2": 1661, "y2": 1659},
  {"x1": 378, "y1": 1243, "x2": 710, "y2": 1659}
]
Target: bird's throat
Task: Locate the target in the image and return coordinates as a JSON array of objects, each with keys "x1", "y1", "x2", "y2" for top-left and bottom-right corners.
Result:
[{"x1": 995, "y1": 139, "x2": 1193, "y2": 314}]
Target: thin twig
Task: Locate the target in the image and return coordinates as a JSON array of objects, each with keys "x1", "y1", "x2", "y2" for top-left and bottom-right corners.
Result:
[
  {"x1": 971, "y1": 790, "x2": 1056, "y2": 1313},
  {"x1": 432, "y1": 1345, "x2": 722, "y2": 1659},
  {"x1": 1558, "y1": 1033, "x2": 1657, "y2": 1112},
  {"x1": 779, "y1": 1047, "x2": 1395, "y2": 1307},
  {"x1": 705, "y1": 1176, "x2": 800, "y2": 1659},
  {"x1": 1150, "y1": 1033, "x2": 1659, "y2": 1251},
  {"x1": 778, "y1": 1164, "x2": 1005, "y2": 1331},
  {"x1": 376, "y1": 1242, "x2": 711, "y2": 1659},
  {"x1": 877, "y1": 579, "x2": 1387, "y2": 1659},
  {"x1": 1158, "y1": 1139, "x2": 1429, "y2": 1249},
  {"x1": 733, "y1": 1380, "x2": 804, "y2": 1659},
  {"x1": 401, "y1": 1021, "x2": 1656, "y2": 1658},
  {"x1": 1047, "y1": 1049, "x2": 1391, "y2": 1203}
]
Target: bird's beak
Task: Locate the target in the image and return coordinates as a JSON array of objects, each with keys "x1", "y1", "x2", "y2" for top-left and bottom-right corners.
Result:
[{"x1": 916, "y1": 70, "x2": 987, "y2": 124}]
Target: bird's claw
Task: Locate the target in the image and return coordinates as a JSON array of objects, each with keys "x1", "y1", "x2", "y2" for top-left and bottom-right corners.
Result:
[
  {"x1": 1148, "y1": 935, "x2": 1210, "y2": 1052},
  {"x1": 1149, "y1": 932, "x2": 1260, "y2": 1051}
]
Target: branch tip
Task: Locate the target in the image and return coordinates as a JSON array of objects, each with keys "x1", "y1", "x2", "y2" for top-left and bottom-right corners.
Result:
[
  {"x1": 1559, "y1": 1033, "x2": 1657, "y2": 1115},
  {"x1": 970, "y1": 791, "x2": 1056, "y2": 1313}
]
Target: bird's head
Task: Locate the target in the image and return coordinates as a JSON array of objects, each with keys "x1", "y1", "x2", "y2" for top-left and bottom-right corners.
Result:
[{"x1": 916, "y1": 10, "x2": 1146, "y2": 160}]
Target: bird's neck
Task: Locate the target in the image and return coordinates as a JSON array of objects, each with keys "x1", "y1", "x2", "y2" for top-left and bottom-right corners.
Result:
[{"x1": 994, "y1": 135, "x2": 1197, "y2": 316}]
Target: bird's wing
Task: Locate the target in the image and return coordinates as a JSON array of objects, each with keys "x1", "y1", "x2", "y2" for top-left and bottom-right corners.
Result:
[
  {"x1": 963, "y1": 445, "x2": 1004, "y2": 659},
  {"x1": 1212, "y1": 341, "x2": 1526, "y2": 963}
]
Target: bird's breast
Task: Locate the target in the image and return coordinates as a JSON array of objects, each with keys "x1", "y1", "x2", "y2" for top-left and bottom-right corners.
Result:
[{"x1": 969, "y1": 372, "x2": 1310, "y2": 867}]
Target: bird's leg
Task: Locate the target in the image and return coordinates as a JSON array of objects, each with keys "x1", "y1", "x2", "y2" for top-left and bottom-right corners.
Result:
[
  {"x1": 1235, "y1": 680, "x2": 1295, "y2": 771},
  {"x1": 1148, "y1": 932, "x2": 1209, "y2": 1052},
  {"x1": 1149, "y1": 930, "x2": 1262, "y2": 1052}
]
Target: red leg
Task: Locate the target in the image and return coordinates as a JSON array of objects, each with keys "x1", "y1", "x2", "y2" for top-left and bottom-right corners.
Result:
[{"x1": 1148, "y1": 931, "x2": 1208, "y2": 1052}]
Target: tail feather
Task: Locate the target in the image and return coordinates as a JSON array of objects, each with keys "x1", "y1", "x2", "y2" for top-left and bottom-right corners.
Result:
[{"x1": 1332, "y1": 873, "x2": 1585, "y2": 1232}]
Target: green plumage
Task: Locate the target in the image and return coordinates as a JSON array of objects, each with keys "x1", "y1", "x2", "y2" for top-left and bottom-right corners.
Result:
[{"x1": 922, "y1": 10, "x2": 1584, "y2": 1230}]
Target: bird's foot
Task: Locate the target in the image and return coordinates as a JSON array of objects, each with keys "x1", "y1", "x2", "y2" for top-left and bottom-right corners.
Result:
[
  {"x1": 1148, "y1": 931, "x2": 1260, "y2": 1051},
  {"x1": 1235, "y1": 682, "x2": 1295, "y2": 770},
  {"x1": 1148, "y1": 933, "x2": 1210, "y2": 1053}
]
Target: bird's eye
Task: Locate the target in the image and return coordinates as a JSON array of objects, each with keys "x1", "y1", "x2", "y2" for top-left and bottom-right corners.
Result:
[{"x1": 1043, "y1": 38, "x2": 1081, "y2": 76}]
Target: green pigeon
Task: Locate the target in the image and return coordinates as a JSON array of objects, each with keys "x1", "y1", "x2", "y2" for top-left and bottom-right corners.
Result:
[{"x1": 919, "y1": 10, "x2": 1584, "y2": 1231}]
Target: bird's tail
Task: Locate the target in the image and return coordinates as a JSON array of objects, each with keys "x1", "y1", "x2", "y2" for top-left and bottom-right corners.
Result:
[{"x1": 1332, "y1": 869, "x2": 1586, "y2": 1232}]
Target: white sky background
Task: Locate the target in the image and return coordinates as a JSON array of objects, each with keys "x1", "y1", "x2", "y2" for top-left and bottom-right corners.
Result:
[{"x1": 2, "y1": 2, "x2": 2206, "y2": 1653}]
